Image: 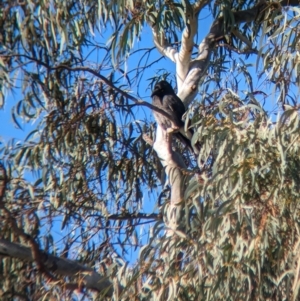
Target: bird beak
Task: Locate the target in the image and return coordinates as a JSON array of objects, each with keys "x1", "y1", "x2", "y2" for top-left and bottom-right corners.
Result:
[{"x1": 151, "y1": 86, "x2": 160, "y2": 97}]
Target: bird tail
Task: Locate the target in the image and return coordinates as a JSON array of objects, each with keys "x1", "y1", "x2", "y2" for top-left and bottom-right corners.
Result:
[{"x1": 176, "y1": 130, "x2": 200, "y2": 156}]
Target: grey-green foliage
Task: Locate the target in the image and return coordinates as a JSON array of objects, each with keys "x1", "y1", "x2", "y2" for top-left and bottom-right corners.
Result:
[
  {"x1": 123, "y1": 101, "x2": 300, "y2": 301},
  {"x1": 1, "y1": 0, "x2": 300, "y2": 300}
]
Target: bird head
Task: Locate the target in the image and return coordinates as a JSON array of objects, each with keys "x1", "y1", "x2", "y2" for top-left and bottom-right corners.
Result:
[{"x1": 151, "y1": 80, "x2": 175, "y2": 97}]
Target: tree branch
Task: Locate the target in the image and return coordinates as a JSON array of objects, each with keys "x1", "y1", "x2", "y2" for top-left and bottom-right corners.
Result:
[
  {"x1": 107, "y1": 212, "x2": 160, "y2": 220},
  {"x1": 151, "y1": 25, "x2": 178, "y2": 63},
  {"x1": 149, "y1": 0, "x2": 211, "y2": 91},
  {"x1": 179, "y1": 0, "x2": 269, "y2": 105},
  {"x1": 153, "y1": 127, "x2": 187, "y2": 206},
  {"x1": 0, "y1": 238, "x2": 115, "y2": 296},
  {"x1": 176, "y1": 2, "x2": 199, "y2": 89}
]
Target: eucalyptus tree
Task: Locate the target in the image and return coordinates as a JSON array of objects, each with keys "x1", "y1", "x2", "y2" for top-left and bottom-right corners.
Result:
[{"x1": 1, "y1": 0, "x2": 300, "y2": 300}]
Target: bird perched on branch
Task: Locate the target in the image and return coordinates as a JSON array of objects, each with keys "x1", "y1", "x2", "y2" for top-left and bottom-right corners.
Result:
[{"x1": 151, "y1": 80, "x2": 199, "y2": 155}]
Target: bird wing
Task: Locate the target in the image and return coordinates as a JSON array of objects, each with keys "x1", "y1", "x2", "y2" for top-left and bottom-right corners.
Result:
[
  {"x1": 165, "y1": 94, "x2": 185, "y2": 114},
  {"x1": 152, "y1": 95, "x2": 162, "y2": 107},
  {"x1": 163, "y1": 94, "x2": 186, "y2": 127},
  {"x1": 152, "y1": 95, "x2": 171, "y2": 130}
]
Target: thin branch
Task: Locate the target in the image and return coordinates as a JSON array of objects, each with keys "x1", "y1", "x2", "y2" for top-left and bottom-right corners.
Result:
[
  {"x1": 0, "y1": 53, "x2": 178, "y2": 123},
  {"x1": 231, "y1": 28, "x2": 253, "y2": 48},
  {"x1": 142, "y1": 133, "x2": 154, "y2": 146},
  {"x1": 107, "y1": 212, "x2": 160, "y2": 221},
  {"x1": 217, "y1": 43, "x2": 258, "y2": 55}
]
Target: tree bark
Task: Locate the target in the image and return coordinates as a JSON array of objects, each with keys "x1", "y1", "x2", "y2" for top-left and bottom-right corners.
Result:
[{"x1": 0, "y1": 238, "x2": 114, "y2": 297}]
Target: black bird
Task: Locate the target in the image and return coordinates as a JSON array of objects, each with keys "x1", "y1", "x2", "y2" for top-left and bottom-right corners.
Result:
[{"x1": 151, "y1": 80, "x2": 198, "y2": 154}]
